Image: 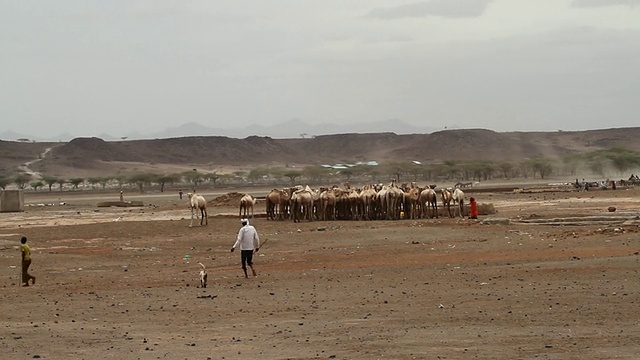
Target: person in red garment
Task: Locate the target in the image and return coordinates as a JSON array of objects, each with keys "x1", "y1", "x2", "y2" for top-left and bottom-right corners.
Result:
[{"x1": 468, "y1": 197, "x2": 478, "y2": 219}]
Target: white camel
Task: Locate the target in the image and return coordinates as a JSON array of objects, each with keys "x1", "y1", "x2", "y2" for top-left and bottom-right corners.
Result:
[
  {"x1": 452, "y1": 188, "x2": 465, "y2": 218},
  {"x1": 239, "y1": 194, "x2": 257, "y2": 219},
  {"x1": 188, "y1": 192, "x2": 208, "y2": 227}
]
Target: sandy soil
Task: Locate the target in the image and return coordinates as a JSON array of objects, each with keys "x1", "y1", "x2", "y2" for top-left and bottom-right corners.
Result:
[{"x1": 1, "y1": 186, "x2": 639, "y2": 359}]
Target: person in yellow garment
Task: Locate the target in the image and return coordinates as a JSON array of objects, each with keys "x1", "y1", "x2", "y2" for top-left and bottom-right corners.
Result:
[{"x1": 20, "y1": 236, "x2": 36, "y2": 286}]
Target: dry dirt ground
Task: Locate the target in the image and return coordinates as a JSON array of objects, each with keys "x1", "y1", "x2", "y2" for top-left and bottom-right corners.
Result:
[{"x1": 1, "y1": 185, "x2": 639, "y2": 360}]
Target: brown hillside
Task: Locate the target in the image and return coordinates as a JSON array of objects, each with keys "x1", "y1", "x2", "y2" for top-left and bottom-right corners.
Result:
[{"x1": 2, "y1": 127, "x2": 640, "y2": 178}]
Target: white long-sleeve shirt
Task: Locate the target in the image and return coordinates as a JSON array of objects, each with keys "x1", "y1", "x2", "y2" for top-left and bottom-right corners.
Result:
[{"x1": 233, "y1": 224, "x2": 260, "y2": 251}]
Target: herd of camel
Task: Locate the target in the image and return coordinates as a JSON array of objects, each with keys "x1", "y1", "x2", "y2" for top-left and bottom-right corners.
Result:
[
  {"x1": 238, "y1": 181, "x2": 467, "y2": 223},
  {"x1": 186, "y1": 181, "x2": 466, "y2": 227}
]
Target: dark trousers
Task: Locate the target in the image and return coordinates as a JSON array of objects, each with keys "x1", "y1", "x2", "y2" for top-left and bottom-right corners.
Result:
[
  {"x1": 240, "y1": 250, "x2": 254, "y2": 270},
  {"x1": 22, "y1": 259, "x2": 34, "y2": 284}
]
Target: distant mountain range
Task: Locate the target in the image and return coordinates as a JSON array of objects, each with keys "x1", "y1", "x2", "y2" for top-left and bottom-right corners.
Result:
[{"x1": 0, "y1": 119, "x2": 440, "y2": 142}]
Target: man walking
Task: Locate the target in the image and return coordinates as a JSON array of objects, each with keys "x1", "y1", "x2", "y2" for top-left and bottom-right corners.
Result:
[
  {"x1": 231, "y1": 218, "x2": 260, "y2": 278},
  {"x1": 20, "y1": 236, "x2": 36, "y2": 286}
]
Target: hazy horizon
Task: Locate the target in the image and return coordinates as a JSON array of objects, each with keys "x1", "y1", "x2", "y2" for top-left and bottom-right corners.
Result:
[{"x1": 2, "y1": 0, "x2": 639, "y2": 139}]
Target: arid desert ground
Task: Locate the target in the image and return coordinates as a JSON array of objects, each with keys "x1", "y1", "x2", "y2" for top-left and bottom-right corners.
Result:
[{"x1": 1, "y1": 184, "x2": 639, "y2": 360}]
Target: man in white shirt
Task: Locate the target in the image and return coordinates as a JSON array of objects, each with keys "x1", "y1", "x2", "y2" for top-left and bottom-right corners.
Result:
[{"x1": 231, "y1": 218, "x2": 260, "y2": 278}]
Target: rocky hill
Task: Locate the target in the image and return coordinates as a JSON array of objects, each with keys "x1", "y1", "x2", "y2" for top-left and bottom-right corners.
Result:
[{"x1": 2, "y1": 127, "x2": 639, "y2": 178}]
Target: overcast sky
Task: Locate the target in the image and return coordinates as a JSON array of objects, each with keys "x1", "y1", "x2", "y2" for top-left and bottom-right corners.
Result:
[{"x1": 1, "y1": 0, "x2": 639, "y2": 139}]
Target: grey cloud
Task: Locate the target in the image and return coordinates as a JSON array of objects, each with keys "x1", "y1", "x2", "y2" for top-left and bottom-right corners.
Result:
[
  {"x1": 571, "y1": 0, "x2": 640, "y2": 8},
  {"x1": 294, "y1": 26, "x2": 640, "y2": 132},
  {"x1": 366, "y1": 0, "x2": 491, "y2": 20}
]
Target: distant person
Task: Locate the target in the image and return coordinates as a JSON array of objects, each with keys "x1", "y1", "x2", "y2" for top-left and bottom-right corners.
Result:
[
  {"x1": 179, "y1": 190, "x2": 183, "y2": 200},
  {"x1": 20, "y1": 236, "x2": 36, "y2": 286},
  {"x1": 468, "y1": 197, "x2": 478, "y2": 220},
  {"x1": 119, "y1": 191, "x2": 124, "y2": 202},
  {"x1": 231, "y1": 218, "x2": 260, "y2": 278}
]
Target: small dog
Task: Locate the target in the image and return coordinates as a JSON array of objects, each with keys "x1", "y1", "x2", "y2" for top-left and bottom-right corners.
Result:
[{"x1": 198, "y1": 262, "x2": 208, "y2": 288}]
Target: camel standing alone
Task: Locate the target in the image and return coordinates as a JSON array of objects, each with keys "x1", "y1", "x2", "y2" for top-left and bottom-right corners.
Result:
[
  {"x1": 239, "y1": 194, "x2": 257, "y2": 219},
  {"x1": 188, "y1": 192, "x2": 208, "y2": 227}
]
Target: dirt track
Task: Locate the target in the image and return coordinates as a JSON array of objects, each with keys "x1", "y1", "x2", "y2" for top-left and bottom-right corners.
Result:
[{"x1": 1, "y1": 186, "x2": 639, "y2": 359}]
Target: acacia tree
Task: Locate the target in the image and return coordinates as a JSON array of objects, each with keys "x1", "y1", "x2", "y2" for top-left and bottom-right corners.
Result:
[
  {"x1": 232, "y1": 171, "x2": 247, "y2": 182},
  {"x1": 42, "y1": 176, "x2": 59, "y2": 192},
  {"x1": 477, "y1": 160, "x2": 496, "y2": 181},
  {"x1": 98, "y1": 177, "x2": 112, "y2": 190},
  {"x1": 247, "y1": 167, "x2": 266, "y2": 183},
  {"x1": 283, "y1": 170, "x2": 302, "y2": 186},
  {"x1": 442, "y1": 160, "x2": 461, "y2": 181},
  {"x1": 530, "y1": 158, "x2": 553, "y2": 179},
  {"x1": 155, "y1": 174, "x2": 181, "y2": 193},
  {"x1": 407, "y1": 163, "x2": 425, "y2": 182},
  {"x1": 602, "y1": 149, "x2": 640, "y2": 176},
  {"x1": 56, "y1": 179, "x2": 67, "y2": 191},
  {"x1": 87, "y1": 177, "x2": 101, "y2": 189},
  {"x1": 587, "y1": 158, "x2": 605, "y2": 177},
  {"x1": 182, "y1": 170, "x2": 203, "y2": 190},
  {"x1": 129, "y1": 173, "x2": 155, "y2": 193},
  {"x1": 498, "y1": 161, "x2": 514, "y2": 179},
  {"x1": 30, "y1": 181, "x2": 44, "y2": 191},
  {"x1": 383, "y1": 161, "x2": 412, "y2": 183},
  {"x1": 0, "y1": 176, "x2": 11, "y2": 189},
  {"x1": 14, "y1": 173, "x2": 32, "y2": 189},
  {"x1": 302, "y1": 166, "x2": 330, "y2": 184},
  {"x1": 561, "y1": 155, "x2": 581, "y2": 177},
  {"x1": 69, "y1": 178, "x2": 85, "y2": 189},
  {"x1": 202, "y1": 172, "x2": 220, "y2": 186},
  {"x1": 518, "y1": 160, "x2": 533, "y2": 179}
]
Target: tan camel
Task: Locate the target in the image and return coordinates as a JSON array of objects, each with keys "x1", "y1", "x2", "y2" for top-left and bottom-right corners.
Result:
[
  {"x1": 404, "y1": 182, "x2": 422, "y2": 219},
  {"x1": 359, "y1": 185, "x2": 378, "y2": 220},
  {"x1": 419, "y1": 188, "x2": 438, "y2": 218},
  {"x1": 441, "y1": 188, "x2": 454, "y2": 218},
  {"x1": 266, "y1": 188, "x2": 292, "y2": 220},
  {"x1": 346, "y1": 188, "x2": 362, "y2": 220},
  {"x1": 290, "y1": 187, "x2": 315, "y2": 222},
  {"x1": 320, "y1": 188, "x2": 337, "y2": 220},
  {"x1": 239, "y1": 194, "x2": 257, "y2": 219}
]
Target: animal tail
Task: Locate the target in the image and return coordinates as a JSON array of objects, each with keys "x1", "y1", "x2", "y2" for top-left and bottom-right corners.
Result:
[{"x1": 198, "y1": 262, "x2": 206, "y2": 270}]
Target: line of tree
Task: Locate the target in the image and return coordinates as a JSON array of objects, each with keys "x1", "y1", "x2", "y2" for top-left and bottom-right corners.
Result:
[{"x1": 1, "y1": 148, "x2": 639, "y2": 191}]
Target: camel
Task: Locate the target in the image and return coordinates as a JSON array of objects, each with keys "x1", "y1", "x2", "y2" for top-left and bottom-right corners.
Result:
[
  {"x1": 419, "y1": 188, "x2": 438, "y2": 218},
  {"x1": 290, "y1": 186, "x2": 315, "y2": 222},
  {"x1": 452, "y1": 188, "x2": 465, "y2": 218},
  {"x1": 266, "y1": 188, "x2": 292, "y2": 220},
  {"x1": 377, "y1": 180, "x2": 403, "y2": 220},
  {"x1": 239, "y1": 194, "x2": 257, "y2": 219},
  {"x1": 359, "y1": 185, "x2": 378, "y2": 220},
  {"x1": 320, "y1": 188, "x2": 337, "y2": 220},
  {"x1": 441, "y1": 188, "x2": 454, "y2": 218},
  {"x1": 187, "y1": 192, "x2": 208, "y2": 227},
  {"x1": 387, "y1": 185, "x2": 404, "y2": 220},
  {"x1": 404, "y1": 182, "x2": 422, "y2": 219},
  {"x1": 346, "y1": 188, "x2": 362, "y2": 220}
]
